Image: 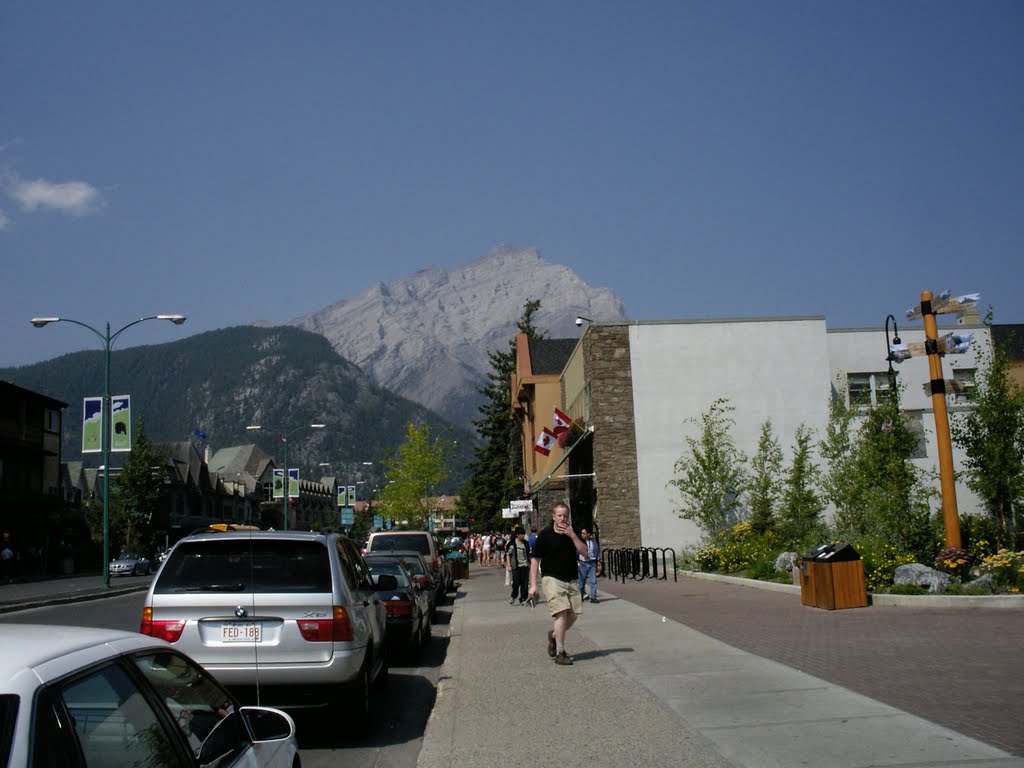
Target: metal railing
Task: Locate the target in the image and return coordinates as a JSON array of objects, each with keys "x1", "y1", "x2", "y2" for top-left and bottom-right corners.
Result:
[{"x1": 601, "y1": 547, "x2": 677, "y2": 583}]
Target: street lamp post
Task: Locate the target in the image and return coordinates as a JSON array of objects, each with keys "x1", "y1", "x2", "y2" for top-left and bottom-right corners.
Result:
[
  {"x1": 31, "y1": 314, "x2": 187, "y2": 588},
  {"x1": 246, "y1": 423, "x2": 325, "y2": 531},
  {"x1": 884, "y1": 314, "x2": 903, "y2": 402}
]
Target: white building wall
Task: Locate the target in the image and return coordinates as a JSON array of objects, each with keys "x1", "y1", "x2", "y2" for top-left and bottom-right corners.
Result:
[{"x1": 629, "y1": 318, "x2": 832, "y2": 551}]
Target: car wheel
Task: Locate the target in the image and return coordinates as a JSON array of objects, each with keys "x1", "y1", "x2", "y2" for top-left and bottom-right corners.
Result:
[
  {"x1": 374, "y1": 644, "x2": 390, "y2": 688},
  {"x1": 344, "y1": 663, "x2": 371, "y2": 733}
]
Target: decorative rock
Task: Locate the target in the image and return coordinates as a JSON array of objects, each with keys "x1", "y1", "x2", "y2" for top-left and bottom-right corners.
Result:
[
  {"x1": 965, "y1": 573, "x2": 994, "y2": 591},
  {"x1": 774, "y1": 551, "x2": 800, "y2": 573},
  {"x1": 893, "y1": 563, "x2": 951, "y2": 594}
]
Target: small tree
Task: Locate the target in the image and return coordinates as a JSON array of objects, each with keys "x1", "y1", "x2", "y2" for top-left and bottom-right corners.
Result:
[
  {"x1": 951, "y1": 327, "x2": 1024, "y2": 547},
  {"x1": 378, "y1": 422, "x2": 451, "y2": 528},
  {"x1": 819, "y1": 379, "x2": 859, "y2": 530},
  {"x1": 670, "y1": 399, "x2": 747, "y2": 538},
  {"x1": 778, "y1": 424, "x2": 824, "y2": 545},
  {"x1": 747, "y1": 420, "x2": 782, "y2": 535},
  {"x1": 111, "y1": 419, "x2": 165, "y2": 554}
]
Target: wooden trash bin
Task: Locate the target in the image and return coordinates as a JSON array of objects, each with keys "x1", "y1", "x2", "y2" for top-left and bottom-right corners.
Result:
[{"x1": 800, "y1": 544, "x2": 868, "y2": 610}]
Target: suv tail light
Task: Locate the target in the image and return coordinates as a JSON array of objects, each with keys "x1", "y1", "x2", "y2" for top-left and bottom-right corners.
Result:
[
  {"x1": 385, "y1": 599, "x2": 412, "y2": 617},
  {"x1": 297, "y1": 606, "x2": 353, "y2": 642},
  {"x1": 140, "y1": 608, "x2": 185, "y2": 643}
]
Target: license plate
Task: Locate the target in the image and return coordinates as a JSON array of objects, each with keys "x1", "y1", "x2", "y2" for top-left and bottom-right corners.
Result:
[{"x1": 221, "y1": 622, "x2": 262, "y2": 642}]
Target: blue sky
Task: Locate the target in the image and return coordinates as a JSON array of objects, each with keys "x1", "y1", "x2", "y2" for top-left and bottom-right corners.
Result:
[{"x1": 2, "y1": 2, "x2": 1021, "y2": 367}]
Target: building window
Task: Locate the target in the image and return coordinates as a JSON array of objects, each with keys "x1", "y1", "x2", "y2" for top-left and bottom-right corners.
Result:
[
  {"x1": 847, "y1": 372, "x2": 894, "y2": 408},
  {"x1": 952, "y1": 368, "x2": 977, "y2": 402},
  {"x1": 45, "y1": 408, "x2": 60, "y2": 433},
  {"x1": 903, "y1": 411, "x2": 928, "y2": 459}
]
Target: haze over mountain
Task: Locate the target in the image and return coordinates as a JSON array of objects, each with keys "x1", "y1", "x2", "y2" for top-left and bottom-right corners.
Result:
[{"x1": 291, "y1": 246, "x2": 627, "y2": 425}]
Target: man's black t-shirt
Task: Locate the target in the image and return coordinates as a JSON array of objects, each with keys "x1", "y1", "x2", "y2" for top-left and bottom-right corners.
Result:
[{"x1": 531, "y1": 525, "x2": 579, "y2": 582}]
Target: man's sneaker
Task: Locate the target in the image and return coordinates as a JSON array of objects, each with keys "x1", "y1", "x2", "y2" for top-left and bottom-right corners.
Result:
[
  {"x1": 509, "y1": 597, "x2": 516, "y2": 605},
  {"x1": 590, "y1": 597, "x2": 600, "y2": 604},
  {"x1": 518, "y1": 600, "x2": 525, "y2": 606},
  {"x1": 554, "y1": 651, "x2": 574, "y2": 665},
  {"x1": 547, "y1": 630, "x2": 556, "y2": 658},
  {"x1": 581, "y1": 593, "x2": 589, "y2": 601}
]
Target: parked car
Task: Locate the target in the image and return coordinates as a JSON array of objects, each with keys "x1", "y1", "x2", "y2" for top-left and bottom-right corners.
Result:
[
  {"x1": 365, "y1": 530, "x2": 450, "y2": 606},
  {"x1": 140, "y1": 529, "x2": 394, "y2": 728},
  {"x1": 363, "y1": 556, "x2": 431, "y2": 660},
  {"x1": 365, "y1": 549, "x2": 439, "y2": 620},
  {"x1": 110, "y1": 552, "x2": 152, "y2": 576},
  {"x1": 0, "y1": 623, "x2": 299, "y2": 767}
]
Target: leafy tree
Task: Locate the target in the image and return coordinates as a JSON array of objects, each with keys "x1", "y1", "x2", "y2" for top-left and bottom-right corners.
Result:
[
  {"x1": 839, "y1": 396, "x2": 934, "y2": 555},
  {"x1": 819, "y1": 380, "x2": 858, "y2": 529},
  {"x1": 747, "y1": 420, "x2": 782, "y2": 535},
  {"x1": 377, "y1": 422, "x2": 451, "y2": 528},
  {"x1": 670, "y1": 398, "x2": 747, "y2": 539},
  {"x1": 459, "y1": 300, "x2": 545, "y2": 531},
  {"x1": 951, "y1": 325, "x2": 1024, "y2": 547},
  {"x1": 111, "y1": 419, "x2": 165, "y2": 554},
  {"x1": 778, "y1": 424, "x2": 824, "y2": 545}
]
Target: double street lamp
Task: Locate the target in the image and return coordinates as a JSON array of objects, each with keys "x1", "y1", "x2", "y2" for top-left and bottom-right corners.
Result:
[
  {"x1": 31, "y1": 314, "x2": 187, "y2": 588},
  {"x1": 883, "y1": 314, "x2": 904, "y2": 401},
  {"x1": 245, "y1": 423, "x2": 325, "y2": 530}
]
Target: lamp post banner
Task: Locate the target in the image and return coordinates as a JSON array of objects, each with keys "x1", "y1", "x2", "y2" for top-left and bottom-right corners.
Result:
[
  {"x1": 347, "y1": 485, "x2": 356, "y2": 505},
  {"x1": 82, "y1": 397, "x2": 102, "y2": 453},
  {"x1": 272, "y1": 469, "x2": 284, "y2": 499},
  {"x1": 288, "y1": 468, "x2": 300, "y2": 498},
  {"x1": 337, "y1": 486, "x2": 348, "y2": 506},
  {"x1": 110, "y1": 395, "x2": 131, "y2": 452}
]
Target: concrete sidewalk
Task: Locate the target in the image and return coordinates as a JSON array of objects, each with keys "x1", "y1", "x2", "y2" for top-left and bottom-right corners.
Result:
[{"x1": 419, "y1": 566, "x2": 1024, "y2": 768}]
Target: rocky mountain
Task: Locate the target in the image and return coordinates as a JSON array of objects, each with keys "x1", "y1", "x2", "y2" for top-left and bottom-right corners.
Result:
[
  {"x1": 291, "y1": 246, "x2": 627, "y2": 425},
  {"x1": 1, "y1": 325, "x2": 475, "y2": 490}
]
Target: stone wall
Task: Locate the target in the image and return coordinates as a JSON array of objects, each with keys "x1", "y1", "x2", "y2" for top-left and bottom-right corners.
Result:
[{"x1": 583, "y1": 326, "x2": 641, "y2": 549}]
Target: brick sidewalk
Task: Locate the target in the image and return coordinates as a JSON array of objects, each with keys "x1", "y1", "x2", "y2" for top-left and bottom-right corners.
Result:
[{"x1": 602, "y1": 574, "x2": 1024, "y2": 757}]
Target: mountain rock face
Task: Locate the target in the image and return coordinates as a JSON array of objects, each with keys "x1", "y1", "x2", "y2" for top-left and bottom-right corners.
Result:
[{"x1": 291, "y1": 246, "x2": 627, "y2": 426}]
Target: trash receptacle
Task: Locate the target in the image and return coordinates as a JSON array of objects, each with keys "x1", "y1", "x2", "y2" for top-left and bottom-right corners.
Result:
[{"x1": 800, "y1": 543, "x2": 868, "y2": 610}]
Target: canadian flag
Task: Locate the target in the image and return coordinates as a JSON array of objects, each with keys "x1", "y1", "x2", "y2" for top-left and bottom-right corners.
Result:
[
  {"x1": 534, "y1": 427, "x2": 557, "y2": 456},
  {"x1": 552, "y1": 407, "x2": 572, "y2": 436}
]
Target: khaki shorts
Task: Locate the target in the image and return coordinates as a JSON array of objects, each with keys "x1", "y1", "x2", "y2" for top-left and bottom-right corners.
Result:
[{"x1": 541, "y1": 575, "x2": 583, "y2": 617}]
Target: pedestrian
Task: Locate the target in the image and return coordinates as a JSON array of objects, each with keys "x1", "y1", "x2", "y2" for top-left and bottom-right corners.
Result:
[
  {"x1": 482, "y1": 533, "x2": 492, "y2": 566},
  {"x1": 527, "y1": 527, "x2": 538, "y2": 549},
  {"x1": 1, "y1": 543, "x2": 14, "y2": 583},
  {"x1": 495, "y1": 531, "x2": 507, "y2": 570},
  {"x1": 528, "y1": 502, "x2": 589, "y2": 666},
  {"x1": 577, "y1": 528, "x2": 600, "y2": 603},
  {"x1": 506, "y1": 526, "x2": 531, "y2": 605}
]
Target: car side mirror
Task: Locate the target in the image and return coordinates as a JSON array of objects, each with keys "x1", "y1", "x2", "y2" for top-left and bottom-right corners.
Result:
[
  {"x1": 240, "y1": 706, "x2": 295, "y2": 742},
  {"x1": 374, "y1": 574, "x2": 398, "y2": 590}
]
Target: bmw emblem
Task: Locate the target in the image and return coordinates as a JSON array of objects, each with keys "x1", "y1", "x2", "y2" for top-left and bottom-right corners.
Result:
[{"x1": 234, "y1": 606, "x2": 247, "y2": 618}]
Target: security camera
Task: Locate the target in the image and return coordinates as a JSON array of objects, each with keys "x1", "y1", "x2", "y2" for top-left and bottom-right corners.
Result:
[{"x1": 575, "y1": 317, "x2": 584, "y2": 327}]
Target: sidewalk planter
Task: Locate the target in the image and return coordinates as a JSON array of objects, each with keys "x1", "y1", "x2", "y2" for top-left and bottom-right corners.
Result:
[{"x1": 799, "y1": 543, "x2": 868, "y2": 610}]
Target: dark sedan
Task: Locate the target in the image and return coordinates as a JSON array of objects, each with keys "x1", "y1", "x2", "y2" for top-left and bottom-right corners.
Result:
[
  {"x1": 366, "y1": 550, "x2": 439, "y2": 620},
  {"x1": 365, "y1": 557, "x2": 431, "y2": 660}
]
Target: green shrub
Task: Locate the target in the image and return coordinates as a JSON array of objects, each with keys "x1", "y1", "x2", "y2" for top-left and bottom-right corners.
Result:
[
  {"x1": 710, "y1": 521, "x2": 785, "y2": 573},
  {"x1": 958, "y1": 514, "x2": 1001, "y2": 560},
  {"x1": 744, "y1": 556, "x2": 778, "y2": 581},
  {"x1": 945, "y1": 582, "x2": 991, "y2": 596},
  {"x1": 853, "y1": 538, "x2": 917, "y2": 593},
  {"x1": 979, "y1": 549, "x2": 1024, "y2": 592},
  {"x1": 883, "y1": 583, "x2": 929, "y2": 595}
]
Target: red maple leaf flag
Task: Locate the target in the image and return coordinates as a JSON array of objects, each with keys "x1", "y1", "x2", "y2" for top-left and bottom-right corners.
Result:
[
  {"x1": 534, "y1": 427, "x2": 557, "y2": 456},
  {"x1": 553, "y1": 407, "x2": 572, "y2": 435}
]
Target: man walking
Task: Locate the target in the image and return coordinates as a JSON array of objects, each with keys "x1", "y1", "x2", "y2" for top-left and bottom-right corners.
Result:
[
  {"x1": 506, "y1": 526, "x2": 531, "y2": 605},
  {"x1": 528, "y1": 502, "x2": 589, "y2": 665},
  {"x1": 577, "y1": 528, "x2": 600, "y2": 603}
]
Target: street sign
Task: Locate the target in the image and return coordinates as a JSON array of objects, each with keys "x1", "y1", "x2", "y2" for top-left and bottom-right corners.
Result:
[
  {"x1": 902, "y1": 332, "x2": 975, "y2": 358},
  {"x1": 905, "y1": 291, "x2": 980, "y2": 321},
  {"x1": 510, "y1": 500, "x2": 533, "y2": 514},
  {"x1": 339, "y1": 506, "x2": 355, "y2": 526}
]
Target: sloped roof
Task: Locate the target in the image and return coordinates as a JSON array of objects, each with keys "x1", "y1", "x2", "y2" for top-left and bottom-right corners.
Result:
[
  {"x1": 208, "y1": 444, "x2": 273, "y2": 476},
  {"x1": 529, "y1": 338, "x2": 577, "y2": 376}
]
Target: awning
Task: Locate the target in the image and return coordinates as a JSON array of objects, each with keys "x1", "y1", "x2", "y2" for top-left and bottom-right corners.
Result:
[{"x1": 529, "y1": 430, "x2": 593, "y2": 495}]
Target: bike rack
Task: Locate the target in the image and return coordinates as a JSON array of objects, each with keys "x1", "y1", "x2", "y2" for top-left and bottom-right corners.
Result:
[{"x1": 601, "y1": 547, "x2": 677, "y2": 583}]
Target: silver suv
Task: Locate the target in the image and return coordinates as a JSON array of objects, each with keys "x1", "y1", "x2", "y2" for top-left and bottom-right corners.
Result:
[{"x1": 140, "y1": 529, "x2": 391, "y2": 727}]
